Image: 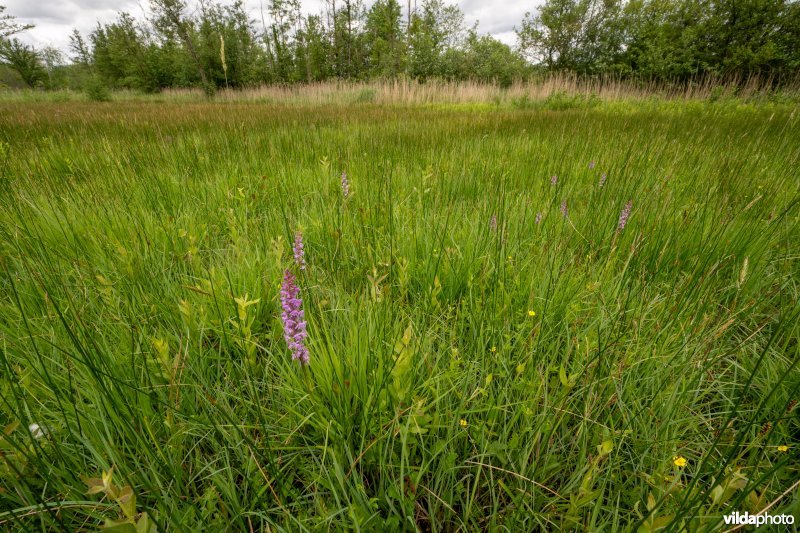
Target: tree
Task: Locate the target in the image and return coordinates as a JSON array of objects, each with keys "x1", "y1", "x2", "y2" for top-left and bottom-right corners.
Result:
[
  {"x1": 296, "y1": 14, "x2": 332, "y2": 81},
  {"x1": 703, "y1": 0, "x2": 790, "y2": 77},
  {"x1": 40, "y1": 46, "x2": 64, "y2": 87},
  {"x1": 0, "y1": 38, "x2": 46, "y2": 87},
  {"x1": 150, "y1": 0, "x2": 212, "y2": 92},
  {"x1": 69, "y1": 29, "x2": 92, "y2": 66},
  {"x1": 620, "y1": 0, "x2": 710, "y2": 79},
  {"x1": 442, "y1": 30, "x2": 529, "y2": 85},
  {"x1": 619, "y1": 0, "x2": 794, "y2": 80},
  {"x1": 330, "y1": 0, "x2": 366, "y2": 78},
  {"x1": 192, "y1": 1, "x2": 262, "y2": 87},
  {"x1": 219, "y1": 0, "x2": 263, "y2": 86},
  {"x1": 0, "y1": 4, "x2": 42, "y2": 87},
  {"x1": 407, "y1": 0, "x2": 465, "y2": 80},
  {"x1": 265, "y1": 0, "x2": 302, "y2": 81},
  {"x1": 517, "y1": 0, "x2": 626, "y2": 73},
  {"x1": 365, "y1": 0, "x2": 405, "y2": 77},
  {"x1": 5, "y1": 0, "x2": 798, "y2": 91},
  {"x1": 776, "y1": 0, "x2": 800, "y2": 76},
  {"x1": 92, "y1": 13, "x2": 155, "y2": 89},
  {"x1": 518, "y1": 0, "x2": 800, "y2": 82},
  {"x1": 517, "y1": 0, "x2": 584, "y2": 69},
  {"x1": 0, "y1": 5, "x2": 32, "y2": 39}
]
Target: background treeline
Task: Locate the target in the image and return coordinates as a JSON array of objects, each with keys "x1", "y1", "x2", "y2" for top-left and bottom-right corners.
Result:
[{"x1": 1, "y1": 0, "x2": 799, "y2": 94}]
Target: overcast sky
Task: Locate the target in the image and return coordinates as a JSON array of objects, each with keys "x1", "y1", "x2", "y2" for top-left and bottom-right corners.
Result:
[{"x1": 5, "y1": 0, "x2": 534, "y2": 56}]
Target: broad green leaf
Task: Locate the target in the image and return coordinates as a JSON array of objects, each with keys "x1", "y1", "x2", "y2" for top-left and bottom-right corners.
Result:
[{"x1": 597, "y1": 439, "x2": 614, "y2": 457}]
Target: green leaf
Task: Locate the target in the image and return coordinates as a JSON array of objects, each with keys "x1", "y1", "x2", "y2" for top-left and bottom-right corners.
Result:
[
  {"x1": 651, "y1": 515, "x2": 675, "y2": 530},
  {"x1": 151, "y1": 338, "x2": 170, "y2": 374},
  {"x1": 118, "y1": 485, "x2": 136, "y2": 519},
  {"x1": 100, "y1": 521, "x2": 137, "y2": 532},
  {"x1": 390, "y1": 322, "x2": 414, "y2": 402},
  {"x1": 3, "y1": 421, "x2": 19, "y2": 436},
  {"x1": 646, "y1": 492, "x2": 657, "y2": 512},
  {"x1": 710, "y1": 484, "x2": 724, "y2": 505},
  {"x1": 408, "y1": 401, "x2": 431, "y2": 434},
  {"x1": 135, "y1": 512, "x2": 157, "y2": 533},
  {"x1": 394, "y1": 322, "x2": 412, "y2": 353},
  {"x1": 597, "y1": 439, "x2": 614, "y2": 457},
  {"x1": 559, "y1": 364, "x2": 570, "y2": 388},
  {"x1": 85, "y1": 477, "x2": 106, "y2": 495}
]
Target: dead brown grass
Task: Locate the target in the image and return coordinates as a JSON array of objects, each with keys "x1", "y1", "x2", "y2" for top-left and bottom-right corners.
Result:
[{"x1": 156, "y1": 73, "x2": 799, "y2": 105}]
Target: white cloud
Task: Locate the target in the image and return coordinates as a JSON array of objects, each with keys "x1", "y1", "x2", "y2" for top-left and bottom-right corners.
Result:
[
  {"x1": 5, "y1": 0, "x2": 142, "y2": 50},
  {"x1": 460, "y1": 0, "x2": 531, "y2": 37}
]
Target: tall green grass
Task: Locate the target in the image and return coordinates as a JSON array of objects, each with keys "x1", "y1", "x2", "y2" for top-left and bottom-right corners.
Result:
[{"x1": 0, "y1": 100, "x2": 798, "y2": 531}]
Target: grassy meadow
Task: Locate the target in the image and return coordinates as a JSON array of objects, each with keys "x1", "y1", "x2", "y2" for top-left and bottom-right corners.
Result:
[{"x1": 0, "y1": 96, "x2": 799, "y2": 531}]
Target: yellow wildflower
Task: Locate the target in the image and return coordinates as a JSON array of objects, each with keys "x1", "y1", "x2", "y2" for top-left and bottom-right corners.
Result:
[
  {"x1": 459, "y1": 419, "x2": 468, "y2": 428},
  {"x1": 778, "y1": 445, "x2": 788, "y2": 453},
  {"x1": 528, "y1": 310, "x2": 536, "y2": 317},
  {"x1": 490, "y1": 346, "x2": 497, "y2": 353},
  {"x1": 673, "y1": 456, "x2": 687, "y2": 468}
]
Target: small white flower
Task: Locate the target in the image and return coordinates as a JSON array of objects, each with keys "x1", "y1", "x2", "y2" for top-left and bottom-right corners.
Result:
[{"x1": 29, "y1": 423, "x2": 48, "y2": 439}]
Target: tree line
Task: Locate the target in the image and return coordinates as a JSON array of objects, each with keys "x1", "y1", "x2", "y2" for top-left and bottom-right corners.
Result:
[{"x1": 1, "y1": 0, "x2": 799, "y2": 93}]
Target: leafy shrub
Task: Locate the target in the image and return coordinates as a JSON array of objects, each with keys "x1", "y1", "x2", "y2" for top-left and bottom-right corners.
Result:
[
  {"x1": 510, "y1": 94, "x2": 534, "y2": 109},
  {"x1": 354, "y1": 88, "x2": 376, "y2": 104},
  {"x1": 85, "y1": 76, "x2": 111, "y2": 102},
  {"x1": 542, "y1": 91, "x2": 601, "y2": 111}
]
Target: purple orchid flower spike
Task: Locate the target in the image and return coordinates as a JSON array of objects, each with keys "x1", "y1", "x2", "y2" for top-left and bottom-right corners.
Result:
[{"x1": 280, "y1": 270, "x2": 309, "y2": 365}]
